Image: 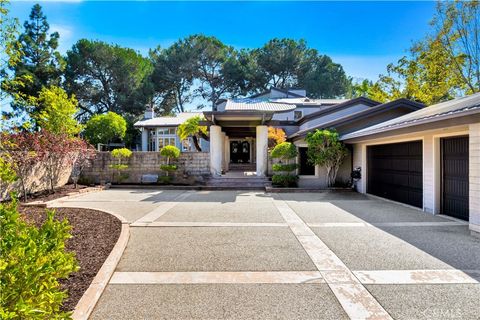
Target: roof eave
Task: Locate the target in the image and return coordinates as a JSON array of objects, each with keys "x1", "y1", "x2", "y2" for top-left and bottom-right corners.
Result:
[{"x1": 341, "y1": 108, "x2": 480, "y2": 143}]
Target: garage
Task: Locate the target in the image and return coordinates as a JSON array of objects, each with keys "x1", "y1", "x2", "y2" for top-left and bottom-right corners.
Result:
[
  {"x1": 367, "y1": 141, "x2": 423, "y2": 208},
  {"x1": 441, "y1": 136, "x2": 469, "y2": 221}
]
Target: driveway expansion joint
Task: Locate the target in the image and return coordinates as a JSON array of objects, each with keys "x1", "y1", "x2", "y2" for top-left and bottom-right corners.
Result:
[{"x1": 273, "y1": 198, "x2": 393, "y2": 320}]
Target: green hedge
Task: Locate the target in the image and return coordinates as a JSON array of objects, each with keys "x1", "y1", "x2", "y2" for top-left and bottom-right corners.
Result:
[
  {"x1": 272, "y1": 163, "x2": 298, "y2": 172},
  {"x1": 0, "y1": 198, "x2": 78, "y2": 319},
  {"x1": 272, "y1": 174, "x2": 298, "y2": 187}
]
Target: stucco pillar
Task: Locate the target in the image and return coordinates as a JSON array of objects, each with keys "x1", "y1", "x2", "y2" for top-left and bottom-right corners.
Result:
[
  {"x1": 224, "y1": 136, "x2": 230, "y2": 172},
  {"x1": 256, "y1": 125, "x2": 268, "y2": 176},
  {"x1": 469, "y1": 123, "x2": 480, "y2": 238},
  {"x1": 221, "y1": 132, "x2": 226, "y2": 172},
  {"x1": 210, "y1": 125, "x2": 223, "y2": 176},
  {"x1": 141, "y1": 129, "x2": 148, "y2": 151}
]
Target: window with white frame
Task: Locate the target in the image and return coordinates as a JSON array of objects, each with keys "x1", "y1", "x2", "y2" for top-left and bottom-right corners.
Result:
[{"x1": 149, "y1": 127, "x2": 177, "y2": 151}]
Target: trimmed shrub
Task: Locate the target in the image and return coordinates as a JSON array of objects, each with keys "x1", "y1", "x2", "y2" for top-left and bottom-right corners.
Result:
[
  {"x1": 159, "y1": 145, "x2": 181, "y2": 183},
  {"x1": 160, "y1": 164, "x2": 178, "y2": 172},
  {"x1": 272, "y1": 174, "x2": 298, "y2": 187},
  {"x1": 272, "y1": 163, "x2": 299, "y2": 172},
  {"x1": 0, "y1": 198, "x2": 78, "y2": 319},
  {"x1": 270, "y1": 142, "x2": 298, "y2": 188},
  {"x1": 270, "y1": 142, "x2": 298, "y2": 159},
  {"x1": 109, "y1": 148, "x2": 132, "y2": 183}
]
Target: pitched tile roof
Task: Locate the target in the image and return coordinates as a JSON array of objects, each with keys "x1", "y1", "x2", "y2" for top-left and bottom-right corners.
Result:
[{"x1": 224, "y1": 98, "x2": 296, "y2": 112}]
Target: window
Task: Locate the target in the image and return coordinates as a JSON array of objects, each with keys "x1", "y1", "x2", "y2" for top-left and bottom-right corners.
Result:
[
  {"x1": 148, "y1": 127, "x2": 177, "y2": 151},
  {"x1": 294, "y1": 110, "x2": 303, "y2": 120},
  {"x1": 158, "y1": 137, "x2": 176, "y2": 149},
  {"x1": 158, "y1": 127, "x2": 176, "y2": 135}
]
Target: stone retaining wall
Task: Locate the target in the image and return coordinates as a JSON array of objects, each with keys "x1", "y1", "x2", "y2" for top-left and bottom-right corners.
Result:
[{"x1": 80, "y1": 152, "x2": 210, "y2": 185}]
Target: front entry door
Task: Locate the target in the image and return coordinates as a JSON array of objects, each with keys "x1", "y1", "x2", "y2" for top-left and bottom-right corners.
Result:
[{"x1": 230, "y1": 141, "x2": 250, "y2": 163}]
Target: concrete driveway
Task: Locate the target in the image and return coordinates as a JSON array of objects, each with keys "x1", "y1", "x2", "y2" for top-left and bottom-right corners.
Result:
[{"x1": 52, "y1": 189, "x2": 480, "y2": 320}]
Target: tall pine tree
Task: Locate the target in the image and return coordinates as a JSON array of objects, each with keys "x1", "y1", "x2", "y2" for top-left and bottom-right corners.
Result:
[{"x1": 5, "y1": 3, "x2": 64, "y2": 127}]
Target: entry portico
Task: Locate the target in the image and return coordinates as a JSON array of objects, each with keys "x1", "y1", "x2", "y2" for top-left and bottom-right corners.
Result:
[{"x1": 204, "y1": 99, "x2": 295, "y2": 176}]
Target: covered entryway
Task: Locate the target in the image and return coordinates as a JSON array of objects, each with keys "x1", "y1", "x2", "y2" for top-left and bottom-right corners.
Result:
[
  {"x1": 367, "y1": 141, "x2": 423, "y2": 208},
  {"x1": 441, "y1": 136, "x2": 469, "y2": 221},
  {"x1": 230, "y1": 140, "x2": 251, "y2": 163}
]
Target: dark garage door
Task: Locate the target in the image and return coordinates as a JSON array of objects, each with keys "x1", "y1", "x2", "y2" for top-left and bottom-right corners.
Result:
[
  {"x1": 442, "y1": 136, "x2": 469, "y2": 221},
  {"x1": 368, "y1": 141, "x2": 423, "y2": 208}
]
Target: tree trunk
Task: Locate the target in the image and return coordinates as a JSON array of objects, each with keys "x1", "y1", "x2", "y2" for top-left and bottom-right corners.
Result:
[{"x1": 192, "y1": 136, "x2": 202, "y2": 152}]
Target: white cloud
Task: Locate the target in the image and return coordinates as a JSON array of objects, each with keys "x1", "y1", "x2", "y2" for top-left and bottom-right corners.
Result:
[
  {"x1": 49, "y1": 23, "x2": 76, "y2": 53},
  {"x1": 50, "y1": 23, "x2": 73, "y2": 40}
]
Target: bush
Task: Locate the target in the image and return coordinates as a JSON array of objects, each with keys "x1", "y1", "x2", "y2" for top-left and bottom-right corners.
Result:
[
  {"x1": 0, "y1": 198, "x2": 78, "y2": 319},
  {"x1": 160, "y1": 164, "x2": 177, "y2": 172},
  {"x1": 159, "y1": 145, "x2": 180, "y2": 159},
  {"x1": 272, "y1": 174, "x2": 298, "y2": 187},
  {"x1": 157, "y1": 175, "x2": 172, "y2": 185},
  {"x1": 160, "y1": 145, "x2": 180, "y2": 181},
  {"x1": 272, "y1": 163, "x2": 299, "y2": 172},
  {"x1": 270, "y1": 142, "x2": 298, "y2": 159},
  {"x1": 109, "y1": 148, "x2": 132, "y2": 183},
  {"x1": 84, "y1": 112, "x2": 127, "y2": 146}
]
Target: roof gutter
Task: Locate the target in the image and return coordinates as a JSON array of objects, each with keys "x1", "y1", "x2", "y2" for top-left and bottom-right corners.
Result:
[{"x1": 341, "y1": 109, "x2": 480, "y2": 143}]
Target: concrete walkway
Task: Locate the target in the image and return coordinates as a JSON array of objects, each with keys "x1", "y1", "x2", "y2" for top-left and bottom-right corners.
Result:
[{"x1": 51, "y1": 190, "x2": 480, "y2": 320}]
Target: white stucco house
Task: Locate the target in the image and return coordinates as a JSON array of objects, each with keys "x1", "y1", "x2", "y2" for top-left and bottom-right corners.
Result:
[{"x1": 134, "y1": 88, "x2": 480, "y2": 235}]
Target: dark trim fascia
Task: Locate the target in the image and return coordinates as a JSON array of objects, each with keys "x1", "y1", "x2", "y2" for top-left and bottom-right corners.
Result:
[
  {"x1": 268, "y1": 120, "x2": 297, "y2": 126},
  {"x1": 290, "y1": 99, "x2": 425, "y2": 140},
  {"x1": 342, "y1": 110, "x2": 480, "y2": 143},
  {"x1": 296, "y1": 97, "x2": 380, "y2": 125}
]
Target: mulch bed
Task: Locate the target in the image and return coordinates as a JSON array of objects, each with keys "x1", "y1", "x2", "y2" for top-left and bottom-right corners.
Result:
[
  {"x1": 24, "y1": 184, "x2": 89, "y2": 203},
  {"x1": 19, "y1": 206, "x2": 122, "y2": 311}
]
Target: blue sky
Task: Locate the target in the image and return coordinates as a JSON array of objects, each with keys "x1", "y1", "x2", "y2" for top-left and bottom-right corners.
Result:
[{"x1": 9, "y1": 1, "x2": 436, "y2": 81}]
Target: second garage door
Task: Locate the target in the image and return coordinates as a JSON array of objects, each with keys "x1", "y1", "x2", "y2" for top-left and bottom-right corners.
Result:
[{"x1": 367, "y1": 141, "x2": 423, "y2": 208}]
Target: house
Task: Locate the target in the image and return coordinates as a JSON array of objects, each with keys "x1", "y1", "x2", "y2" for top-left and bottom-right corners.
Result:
[
  {"x1": 134, "y1": 87, "x2": 424, "y2": 185},
  {"x1": 134, "y1": 88, "x2": 480, "y2": 234},
  {"x1": 342, "y1": 92, "x2": 480, "y2": 237}
]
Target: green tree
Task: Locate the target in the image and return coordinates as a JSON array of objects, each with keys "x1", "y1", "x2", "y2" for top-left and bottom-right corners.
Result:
[
  {"x1": 188, "y1": 35, "x2": 239, "y2": 109},
  {"x1": 250, "y1": 38, "x2": 349, "y2": 98},
  {"x1": 65, "y1": 39, "x2": 153, "y2": 119},
  {"x1": 83, "y1": 112, "x2": 127, "y2": 146},
  {"x1": 0, "y1": 0, "x2": 23, "y2": 103},
  {"x1": 149, "y1": 41, "x2": 197, "y2": 113},
  {"x1": 371, "y1": 1, "x2": 479, "y2": 104},
  {"x1": 4, "y1": 4, "x2": 64, "y2": 126},
  {"x1": 298, "y1": 53, "x2": 350, "y2": 99},
  {"x1": 305, "y1": 129, "x2": 347, "y2": 187},
  {"x1": 34, "y1": 86, "x2": 82, "y2": 136},
  {"x1": 177, "y1": 116, "x2": 208, "y2": 152}
]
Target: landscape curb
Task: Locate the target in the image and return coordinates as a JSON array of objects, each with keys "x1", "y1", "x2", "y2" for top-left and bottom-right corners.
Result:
[
  {"x1": 21, "y1": 186, "x2": 108, "y2": 208},
  {"x1": 71, "y1": 219, "x2": 130, "y2": 320}
]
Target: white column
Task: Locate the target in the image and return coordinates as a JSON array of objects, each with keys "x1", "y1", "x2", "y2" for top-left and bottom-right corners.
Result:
[
  {"x1": 469, "y1": 123, "x2": 480, "y2": 237},
  {"x1": 210, "y1": 125, "x2": 223, "y2": 176},
  {"x1": 224, "y1": 136, "x2": 230, "y2": 171},
  {"x1": 221, "y1": 132, "x2": 226, "y2": 172},
  {"x1": 256, "y1": 125, "x2": 268, "y2": 177},
  {"x1": 141, "y1": 129, "x2": 148, "y2": 151}
]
